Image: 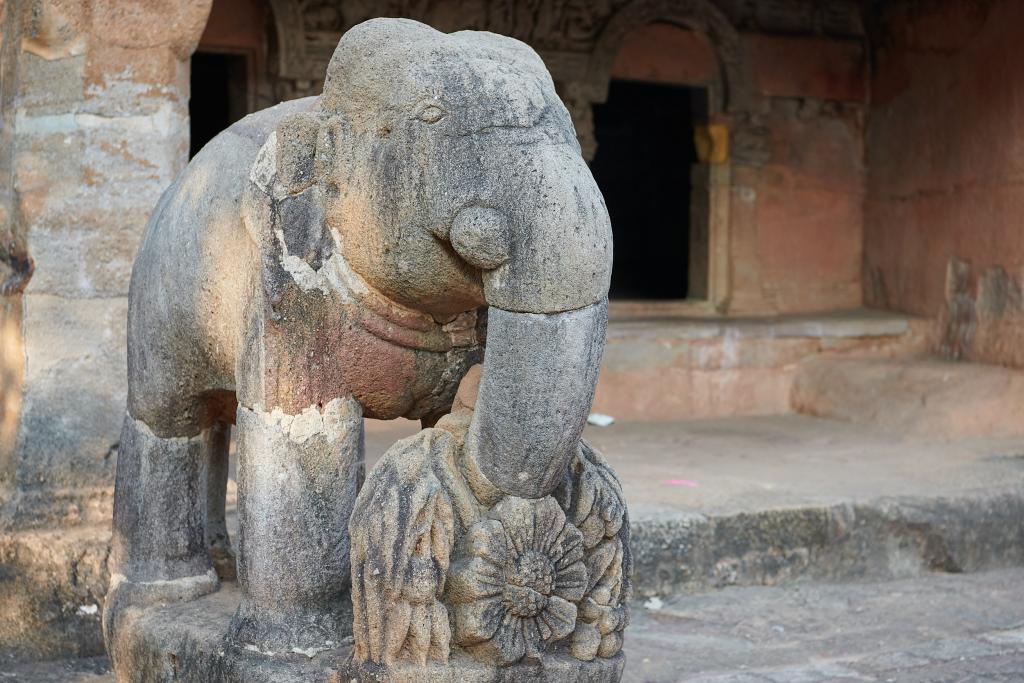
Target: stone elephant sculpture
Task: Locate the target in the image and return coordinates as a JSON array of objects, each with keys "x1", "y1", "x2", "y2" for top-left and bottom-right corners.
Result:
[{"x1": 103, "y1": 17, "x2": 613, "y2": 658}]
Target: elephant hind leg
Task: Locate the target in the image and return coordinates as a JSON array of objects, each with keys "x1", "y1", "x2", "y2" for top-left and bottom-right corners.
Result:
[
  {"x1": 110, "y1": 412, "x2": 218, "y2": 582},
  {"x1": 206, "y1": 420, "x2": 236, "y2": 580},
  {"x1": 103, "y1": 413, "x2": 220, "y2": 652}
]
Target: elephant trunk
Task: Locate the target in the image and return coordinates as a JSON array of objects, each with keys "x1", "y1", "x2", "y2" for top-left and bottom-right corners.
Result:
[
  {"x1": 457, "y1": 141, "x2": 613, "y2": 499},
  {"x1": 466, "y1": 301, "x2": 607, "y2": 498}
]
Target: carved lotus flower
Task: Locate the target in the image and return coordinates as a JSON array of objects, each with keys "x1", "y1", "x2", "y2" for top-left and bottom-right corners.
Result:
[{"x1": 446, "y1": 496, "x2": 588, "y2": 665}]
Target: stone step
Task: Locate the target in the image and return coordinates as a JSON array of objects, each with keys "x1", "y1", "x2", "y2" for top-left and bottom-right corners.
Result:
[
  {"x1": 369, "y1": 415, "x2": 1024, "y2": 597},
  {"x1": 580, "y1": 415, "x2": 1024, "y2": 596},
  {"x1": 591, "y1": 308, "x2": 929, "y2": 421}
]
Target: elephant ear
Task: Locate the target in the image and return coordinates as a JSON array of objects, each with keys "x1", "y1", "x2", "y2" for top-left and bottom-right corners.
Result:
[
  {"x1": 275, "y1": 111, "x2": 320, "y2": 194},
  {"x1": 241, "y1": 110, "x2": 338, "y2": 303},
  {"x1": 350, "y1": 429, "x2": 457, "y2": 667}
]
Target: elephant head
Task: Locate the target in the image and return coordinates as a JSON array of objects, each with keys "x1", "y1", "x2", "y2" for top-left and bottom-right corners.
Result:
[{"x1": 274, "y1": 18, "x2": 613, "y2": 499}]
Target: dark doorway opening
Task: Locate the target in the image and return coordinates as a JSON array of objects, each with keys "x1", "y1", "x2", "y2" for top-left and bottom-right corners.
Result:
[
  {"x1": 190, "y1": 52, "x2": 249, "y2": 158},
  {"x1": 591, "y1": 80, "x2": 707, "y2": 300}
]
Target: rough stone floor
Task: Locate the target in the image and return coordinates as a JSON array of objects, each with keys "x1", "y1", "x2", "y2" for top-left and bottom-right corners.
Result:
[
  {"x1": 6, "y1": 568, "x2": 1024, "y2": 682},
  {"x1": 625, "y1": 569, "x2": 1024, "y2": 682}
]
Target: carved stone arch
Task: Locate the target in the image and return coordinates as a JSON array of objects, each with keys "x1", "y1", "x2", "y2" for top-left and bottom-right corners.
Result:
[{"x1": 586, "y1": 0, "x2": 750, "y2": 114}]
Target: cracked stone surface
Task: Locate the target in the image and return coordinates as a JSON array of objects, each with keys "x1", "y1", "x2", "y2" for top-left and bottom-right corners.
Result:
[{"x1": 12, "y1": 568, "x2": 1024, "y2": 682}]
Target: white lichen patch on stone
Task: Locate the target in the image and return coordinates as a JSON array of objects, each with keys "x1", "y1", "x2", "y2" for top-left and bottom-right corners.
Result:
[
  {"x1": 275, "y1": 246, "x2": 346, "y2": 296},
  {"x1": 291, "y1": 643, "x2": 333, "y2": 658},
  {"x1": 274, "y1": 229, "x2": 378, "y2": 311},
  {"x1": 249, "y1": 131, "x2": 278, "y2": 193},
  {"x1": 261, "y1": 398, "x2": 360, "y2": 444},
  {"x1": 279, "y1": 253, "x2": 325, "y2": 291}
]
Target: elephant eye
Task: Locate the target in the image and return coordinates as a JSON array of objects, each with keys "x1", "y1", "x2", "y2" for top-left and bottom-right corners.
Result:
[{"x1": 417, "y1": 104, "x2": 446, "y2": 124}]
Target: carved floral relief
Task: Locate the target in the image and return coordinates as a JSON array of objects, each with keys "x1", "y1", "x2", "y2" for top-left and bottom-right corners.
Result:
[
  {"x1": 448, "y1": 496, "x2": 587, "y2": 664},
  {"x1": 349, "y1": 392, "x2": 631, "y2": 678}
]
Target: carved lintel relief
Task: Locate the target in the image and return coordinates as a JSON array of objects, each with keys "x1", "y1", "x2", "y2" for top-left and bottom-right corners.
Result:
[
  {"x1": 263, "y1": 0, "x2": 865, "y2": 129},
  {"x1": 350, "y1": 380, "x2": 631, "y2": 680}
]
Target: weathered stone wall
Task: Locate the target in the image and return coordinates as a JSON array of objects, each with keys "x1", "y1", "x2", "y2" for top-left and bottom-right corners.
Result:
[
  {"x1": 0, "y1": 0, "x2": 210, "y2": 661},
  {"x1": 599, "y1": 22, "x2": 867, "y2": 314},
  {"x1": 609, "y1": 22, "x2": 718, "y2": 85},
  {"x1": 864, "y1": 0, "x2": 1024, "y2": 366},
  {"x1": 728, "y1": 32, "x2": 865, "y2": 314}
]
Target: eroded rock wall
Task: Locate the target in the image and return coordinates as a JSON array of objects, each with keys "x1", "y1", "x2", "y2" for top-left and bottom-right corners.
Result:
[{"x1": 0, "y1": 0, "x2": 211, "y2": 523}]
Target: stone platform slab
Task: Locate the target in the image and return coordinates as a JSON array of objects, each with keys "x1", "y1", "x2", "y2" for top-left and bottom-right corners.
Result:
[
  {"x1": 793, "y1": 356, "x2": 1024, "y2": 439},
  {"x1": 591, "y1": 309, "x2": 928, "y2": 421},
  {"x1": 626, "y1": 567, "x2": 1024, "y2": 682},
  {"x1": 371, "y1": 414, "x2": 1024, "y2": 596}
]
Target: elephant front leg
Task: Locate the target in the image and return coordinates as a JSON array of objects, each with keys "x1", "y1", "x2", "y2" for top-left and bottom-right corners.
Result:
[{"x1": 228, "y1": 396, "x2": 364, "y2": 654}]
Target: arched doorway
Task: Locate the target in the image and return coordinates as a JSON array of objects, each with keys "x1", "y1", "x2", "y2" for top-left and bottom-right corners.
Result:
[{"x1": 589, "y1": 23, "x2": 718, "y2": 302}]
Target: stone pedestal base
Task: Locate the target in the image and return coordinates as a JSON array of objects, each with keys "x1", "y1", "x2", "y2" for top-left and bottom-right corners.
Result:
[
  {"x1": 110, "y1": 583, "x2": 623, "y2": 682},
  {"x1": 109, "y1": 584, "x2": 347, "y2": 683}
]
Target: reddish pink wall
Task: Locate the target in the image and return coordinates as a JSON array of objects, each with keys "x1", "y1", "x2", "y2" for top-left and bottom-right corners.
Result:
[
  {"x1": 746, "y1": 100, "x2": 865, "y2": 313},
  {"x1": 733, "y1": 34, "x2": 867, "y2": 314},
  {"x1": 611, "y1": 23, "x2": 717, "y2": 86},
  {"x1": 750, "y1": 34, "x2": 865, "y2": 103},
  {"x1": 606, "y1": 24, "x2": 872, "y2": 315},
  {"x1": 864, "y1": 0, "x2": 1024, "y2": 365},
  {"x1": 608, "y1": 24, "x2": 868, "y2": 315}
]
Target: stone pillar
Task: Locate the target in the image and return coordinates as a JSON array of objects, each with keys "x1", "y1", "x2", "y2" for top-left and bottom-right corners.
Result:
[{"x1": 0, "y1": 0, "x2": 211, "y2": 661}]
